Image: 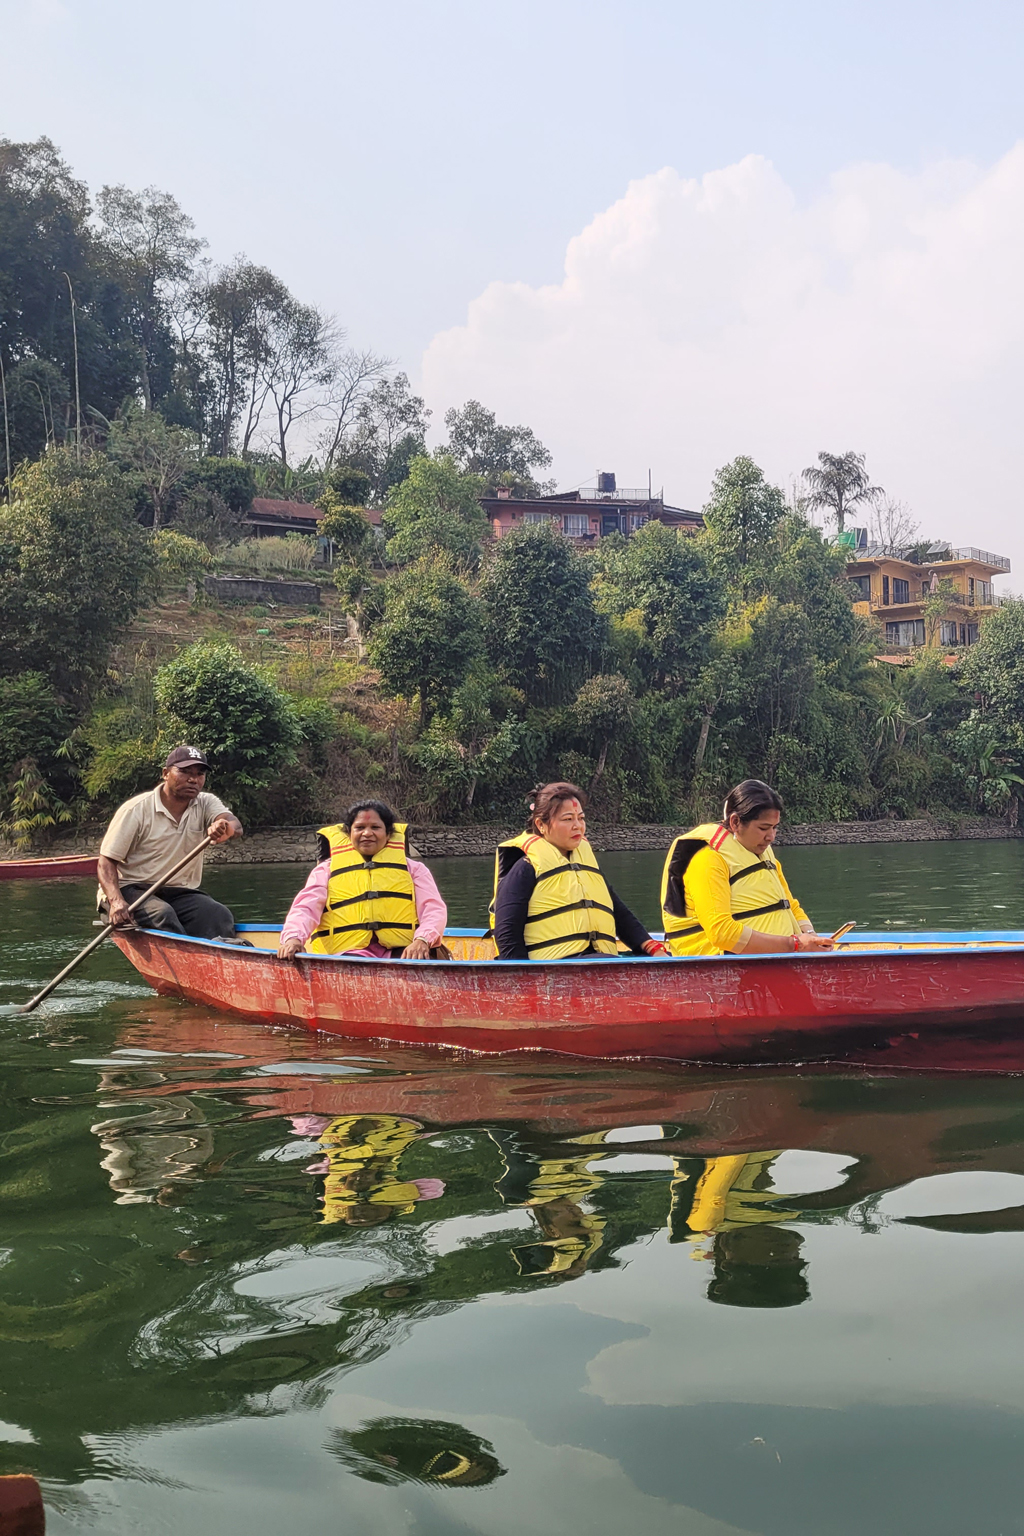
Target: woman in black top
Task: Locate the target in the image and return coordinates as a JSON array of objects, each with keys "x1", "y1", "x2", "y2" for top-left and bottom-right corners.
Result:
[{"x1": 492, "y1": 782, "x2": 668, "y2": 960}]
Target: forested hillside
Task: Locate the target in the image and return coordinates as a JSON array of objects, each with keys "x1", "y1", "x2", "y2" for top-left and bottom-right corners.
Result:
[{"x1": 1, "y1": 136, "x2": 1021, "y2": 843}]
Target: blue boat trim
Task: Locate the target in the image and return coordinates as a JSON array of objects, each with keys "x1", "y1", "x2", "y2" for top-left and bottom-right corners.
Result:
[{"x1": 132, "y1": 924, "x2": 1024, "y2": 964}]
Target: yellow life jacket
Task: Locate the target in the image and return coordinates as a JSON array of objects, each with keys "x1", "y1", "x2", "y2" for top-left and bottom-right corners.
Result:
[
  {"x1": 307, "y1": 822, "x2": 416, "y2": 955},
  {"x1": 660, "y1": 822, "x2": 800, "y2": 956},
  {"x1": 491, "y1": 832, "x2": 618, "y2": 959}
]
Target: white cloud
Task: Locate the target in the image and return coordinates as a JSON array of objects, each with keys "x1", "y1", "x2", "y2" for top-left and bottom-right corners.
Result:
[{"x1": 422, "y1": 148, "x2": 1024, "y2": 579}]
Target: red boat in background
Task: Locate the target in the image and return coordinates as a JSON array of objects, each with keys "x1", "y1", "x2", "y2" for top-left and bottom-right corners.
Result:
[
  {"x1": 109, "y1": 922, "x2": 1024, "y2": 1064},
  {"x1": 0, "y1": 853, "x2": 98, "y2": 881}
]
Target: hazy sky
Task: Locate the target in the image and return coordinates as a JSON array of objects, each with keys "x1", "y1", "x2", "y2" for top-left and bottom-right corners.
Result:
[{"x1": 3, "y1": 0, "x2": 1023, "y2": 571}]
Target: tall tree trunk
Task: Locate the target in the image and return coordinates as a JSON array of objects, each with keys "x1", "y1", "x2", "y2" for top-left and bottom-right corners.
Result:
[
  {"x1": 588, "y1": 738, "x2": 610, "y2": 799},
  {"x1": 694, "y1": 714, "x2": 713, "y2": 771}
]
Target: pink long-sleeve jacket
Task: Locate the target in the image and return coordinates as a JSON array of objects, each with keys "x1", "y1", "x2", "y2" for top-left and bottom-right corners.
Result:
[{"x1": 280, "y1": 857, "x2": 448, "y2": 955}]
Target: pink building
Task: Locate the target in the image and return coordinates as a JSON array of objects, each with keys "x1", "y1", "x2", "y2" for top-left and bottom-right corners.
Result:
[{"x1": 482, "y1": 474, "x2": 701, "y2": 545}]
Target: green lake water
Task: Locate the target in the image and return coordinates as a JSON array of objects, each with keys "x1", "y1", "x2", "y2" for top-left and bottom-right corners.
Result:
[{"x1": 4, "y1": 841, "x2": 1024, "y2": 1534}]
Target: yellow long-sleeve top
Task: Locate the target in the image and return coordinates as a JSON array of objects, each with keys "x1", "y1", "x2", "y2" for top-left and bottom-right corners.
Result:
[{"x1": 685, "y1": 845, "x2": 811, "y2": 954}]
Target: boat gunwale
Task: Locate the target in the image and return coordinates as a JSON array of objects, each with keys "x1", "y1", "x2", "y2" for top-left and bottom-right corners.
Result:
[{"x1": 121, "y1": 923, "x2": 1024, "y2": 968}]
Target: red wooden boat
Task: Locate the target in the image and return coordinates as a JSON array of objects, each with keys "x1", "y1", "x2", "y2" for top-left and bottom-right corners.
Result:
[
  {"x1": 108, "y1": 923, "x2": 1024, "y2": 1064},
  {"x1": 0, "y1": 853, "x2": 98, "y2": 880}
]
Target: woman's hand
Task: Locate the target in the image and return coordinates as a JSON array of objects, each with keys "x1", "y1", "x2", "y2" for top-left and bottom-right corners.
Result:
[
  {"x1": 795, "y1": 932, "x2": 834, "y2": 952},
  {"x1": 642, "y1": 939, "x2": 670, "y2": 957},
  {"x1": 277, "y1": 934, "x2": 304, "y2": 960},
  {"x1": 400, "y1": 938, "x2": 433, "y2": 960}
]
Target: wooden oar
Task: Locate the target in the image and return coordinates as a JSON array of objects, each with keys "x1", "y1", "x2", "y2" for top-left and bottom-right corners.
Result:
[{"x1": 18, "y1": 834, "x2": 216, "y2": 1014}]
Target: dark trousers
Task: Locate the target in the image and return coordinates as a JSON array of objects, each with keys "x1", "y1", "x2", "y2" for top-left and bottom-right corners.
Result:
[{"x1": 117, "y1": 884, "x2": 236, "y2": 940}]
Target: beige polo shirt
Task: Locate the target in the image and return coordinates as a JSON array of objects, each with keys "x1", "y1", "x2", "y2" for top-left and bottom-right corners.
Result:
[{"x1": 99, "y1": 787, "x2": 231, "y2": 890}]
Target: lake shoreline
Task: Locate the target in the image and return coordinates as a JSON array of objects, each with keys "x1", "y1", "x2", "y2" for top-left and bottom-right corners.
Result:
[{"x1": 8, "y1": 814, "x2": 1018, "y2": 864}]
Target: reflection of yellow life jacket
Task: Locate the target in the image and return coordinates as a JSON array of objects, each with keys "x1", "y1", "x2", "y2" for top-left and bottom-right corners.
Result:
[
  {"x1": 492, "y1": 832, "x2": 617, "y2": 959},
  {"x1": 308, "y1": 822, "x2": 416, "y2": 954},
  {"x1": 685, "y1": 1151, "x2": 795, "y2": 1233},
  {"x1": 505, "y1": 1142, "x2": 608, "y2": 1276},
  {"x1": 319, "y1": 1113, "x2": 423, "y2": 1224},
  {"x1": 660, "y1": 822, "x2": 801, "y2": 956}
]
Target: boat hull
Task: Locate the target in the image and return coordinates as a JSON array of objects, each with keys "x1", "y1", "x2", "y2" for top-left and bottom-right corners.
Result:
[
  {"x1": 0, "y1": 854, "x2": 98, "y2": 880},
  {"x1": 110, "y1": 926, "x2": 1024, "y2": 1063}
]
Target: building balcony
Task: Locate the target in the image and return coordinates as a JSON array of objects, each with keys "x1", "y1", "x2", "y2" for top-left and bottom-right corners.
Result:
[
  {"x1": 950, "y1": 547, "x2": 1011, "y2": 572},
  {"x1": 851, "y1": 592, "x2": 1003, "y2": 616}
]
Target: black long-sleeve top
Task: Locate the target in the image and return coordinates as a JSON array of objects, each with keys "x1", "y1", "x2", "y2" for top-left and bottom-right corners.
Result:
[{"x1": 493, "y1": 854, "x2": 652, "y2": 959}]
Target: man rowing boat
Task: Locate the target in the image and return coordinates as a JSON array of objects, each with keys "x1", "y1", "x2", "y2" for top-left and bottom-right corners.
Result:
[{"x1": 97, "y1": 746, "x2": 242, "y2": 938}]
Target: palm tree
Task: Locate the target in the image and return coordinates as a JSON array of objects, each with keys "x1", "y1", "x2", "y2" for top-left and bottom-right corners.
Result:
[{"x1": 803, "y1": 451, "x2": 882, "y2": 535}]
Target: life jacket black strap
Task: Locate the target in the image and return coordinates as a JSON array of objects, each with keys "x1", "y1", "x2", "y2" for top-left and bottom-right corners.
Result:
[
  {"x1": 734, "y1": 898, "x2": 790, "y2": 920},
  {"x1": 326, "y1": 889, "x2": 414, "y2": 912},
  {"x1": 327, "y1": 858, "x2": 409, "y2": 880},
  {"x1": 312, "y1": 920, "x2": 415, "y2": 940},
  {"x1": 524, "y1": 899, "x2": 615, "y2": 926},
  {"x1": 526, "y1": 931, "x2": 612, "y2": 954},
  {"x1": 728, "y1": 859, "x2": 771, "y2": 885},
  {"x1": 532, "y1": 861, "x2": 604, "y2": 885}
]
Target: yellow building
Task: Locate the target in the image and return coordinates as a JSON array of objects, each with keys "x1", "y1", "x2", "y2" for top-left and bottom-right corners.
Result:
[{"x1": 845, "y1": 543, "x2": 1010, "y2": 651}]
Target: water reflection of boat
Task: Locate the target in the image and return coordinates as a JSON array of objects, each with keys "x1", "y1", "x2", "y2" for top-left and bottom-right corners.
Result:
[
  {"x1": 11, "y1": 998, "x2": 1024, "y2": 1500},
  {"x1": 111, "y1": 1008, "x2": 1024, "y2": 1219},
  {"x1": 110, "y1": 923, "x2": 1024, "y2": 1062}
]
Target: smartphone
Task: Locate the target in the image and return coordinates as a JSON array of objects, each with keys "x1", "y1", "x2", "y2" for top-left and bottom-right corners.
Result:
[{"x1": 830, "y1": 921, "x2": 857, "y2": 942}]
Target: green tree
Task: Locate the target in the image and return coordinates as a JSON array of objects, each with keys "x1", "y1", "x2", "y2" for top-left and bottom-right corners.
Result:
[
  {"x1": 767, "y1": 514, "x2": 861, "y2": 666},
  {"x1": 701, "y1": 456, "x2": 787, "y2": 578},
  {"x1": 105, "y1": 407, "x2": 200, "y2": 529},
  {"x1": 95, "y1": 182, "x2": 205, "y2": 411},
  {"x1": 383, "y1": 454, "x2": 488, "y2": 568},
  {"x1": 318, "y1": 493, "x2": 373, "y2": 561},
  {"x1": 1, "y1": 755, "x2": 72, "y2": 849},
  {"x1": 2, "y1": 358, "x2": 70, "y2": 465},
  {"x1": 343, "y1": 373, "x2": 430, "y2": 501},
  {"x1": 569, "y1": 674, "x2": 636, "y2": 796},
  {"x1": 951, "y1": 714, "x2": 1024, "y2": 816},
  {"x1": 0, "y1": 672, "x2": 71, "y2": 780},
  {"x1": 923, "y1": 577, "x2": 962, "y2": 647},
  {"x1": 413, "y1": 672, "x2": 526, "y2": 813},
  {"x1": 186, "y1": 456, "x2": 255, "y2": 513},
  {"x1": 323, "y1": 464, "x2": 372, "y2": 506},
  {"x1": 443, "y1": 399, "x2": 553, "y2": 496},
  {"x1": 802, "y1": 450, "x2": 882, "y2": 535},
  {"x1": 154, "y1": 641, "x2": 302, "y2": 806},
  {"x1": 0, "y1": 138, "x2": 142, "y2": 453},
  {"x1": 152, "y1": 529, "x2": 211, "y2": 595},
  {"x1": 0, "y1": 449, "x2": 152, "y2": 694},
  {"x1": 959, "y1": 600, "x2": 1024, "y2": 735},
  {"x1": 370, "y1": 560, "x2": 482, "y2": 727},
  {"x1": 594, "y1": 520, "x2": 724, "y2": 692},
  {"x1": 201, "y1": 258, "x2": 291, "y2": 457},
  {"x1": 482, "y1": 521, "x2": 606, "y2": 707}
]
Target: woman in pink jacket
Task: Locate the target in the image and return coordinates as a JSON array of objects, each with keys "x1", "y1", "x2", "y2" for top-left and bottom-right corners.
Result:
[{"x1": 277, "y1": 800, "x2": 448, "y2": 961}]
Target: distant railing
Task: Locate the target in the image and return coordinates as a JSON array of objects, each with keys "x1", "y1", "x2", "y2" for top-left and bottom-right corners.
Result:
[
  {"x1": 854, "y1": 588, "x2": 1004, "y2": 611},
  {"x1": 578, "y1": 487, "x2": 658, "y2": 503},
  {"x1": 950, "y1": 547, "x2": 1012, "y2": 571}
]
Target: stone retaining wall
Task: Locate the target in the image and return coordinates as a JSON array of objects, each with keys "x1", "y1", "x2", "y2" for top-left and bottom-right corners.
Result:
[
  {"x1": 4, "y1": 815, "x2": 1018, "y2": 864},
  {"x1": 203, "y1": 576, "x2": 321, "y2": 605}
]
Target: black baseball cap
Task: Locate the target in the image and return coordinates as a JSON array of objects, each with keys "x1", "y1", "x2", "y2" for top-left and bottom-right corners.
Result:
[{"x1": 164, "y1": 745, "x2": 211, "y2": 770}]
